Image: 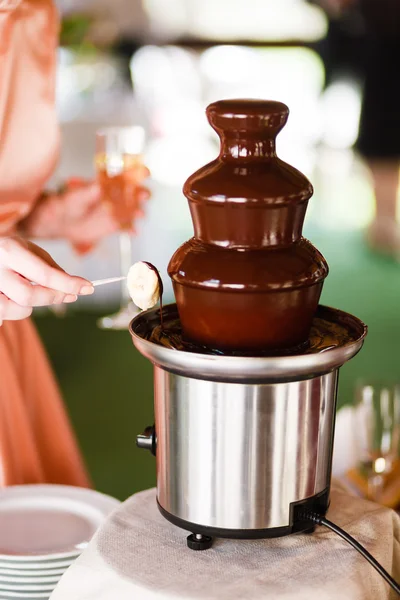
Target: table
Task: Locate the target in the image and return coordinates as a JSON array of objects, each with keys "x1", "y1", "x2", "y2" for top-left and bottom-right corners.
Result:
[{"x1": 51, "y1": 484, "x2": 400, "y2": 600}]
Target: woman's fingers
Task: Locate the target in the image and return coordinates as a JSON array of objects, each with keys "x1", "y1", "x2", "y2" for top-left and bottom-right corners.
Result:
[
  {"x1": 0, "y1": 293, "x2": 33, "y2": 322},
  {"x1": 0, "y1": 269, "x2": 68, "y2": 307},
  {"x1": 66, "y1": 203, "x2": 120, "y2": 245},
  {"x1": 128, "y1": 164, "x2": 151, "y2": 182},
  {"x1": 64, "y1": 183, "x2": 102, "y2": 218},
  {"x1": 0, "y1": 237, "x2": 93, "y2": 295},
  {"x1": 136, "y1": 186, "x2": 151, "y2": 204}
]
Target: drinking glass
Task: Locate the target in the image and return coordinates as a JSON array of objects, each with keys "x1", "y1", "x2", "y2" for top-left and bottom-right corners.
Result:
[
  {"x1": 353, "y1": 383, "x2": 400, "y2": 503},
  {"x1": 95, "y1": 126, "x2": 146, "y2": 330}
]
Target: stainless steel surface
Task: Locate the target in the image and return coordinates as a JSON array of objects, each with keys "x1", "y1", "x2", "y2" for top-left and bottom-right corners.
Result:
[
  {"x1": 136, "y1": 434, "x2": 153, "y2": 452},
  {"x1": 131, "y1": 302, "x2": 367, "y2": 533},
  {"x1": 154, "y1": 368, "x2": 338, "y2": 530},
  {"x1": 136, "y1": 425, "x2": 156, "y2": 455},
  {"x1": 130, "y1": 304, "x2": 367, "y2": 383}
]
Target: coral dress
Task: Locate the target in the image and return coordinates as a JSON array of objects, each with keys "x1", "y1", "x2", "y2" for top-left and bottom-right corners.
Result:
[{"x1": 0, "y1": 0, "x2": 90, "y2": 487}]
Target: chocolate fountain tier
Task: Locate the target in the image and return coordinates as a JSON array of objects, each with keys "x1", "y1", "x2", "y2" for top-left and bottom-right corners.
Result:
[
  {"x1": 186, "y1": 100, "x2": 313, "y2": 249},
  {"x1": 186, "y1": 158, "x2": 313, "y2": 249},
  {"x1": 130, "y1": 304, "x2": 367, "y2": 383},
  {"x1": 170, "y1": 99, "x2": 329, "y2": 352},
  {"x1": 169, "y1": 237, "x2": 328, "y2": 352}
]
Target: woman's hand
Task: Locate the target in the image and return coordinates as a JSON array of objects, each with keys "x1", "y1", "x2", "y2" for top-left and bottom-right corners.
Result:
[
  {"x1": 20, "y1": 182, "x2": 119, "y2": 248},
  {"x1": 20, "y1": 173, "x2": 150, "y2": 251},
  {"x1": 0, "y1": 237, "x2": 93, "y2": 324}
]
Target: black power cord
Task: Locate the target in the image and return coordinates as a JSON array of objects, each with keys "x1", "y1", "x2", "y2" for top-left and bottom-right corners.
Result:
[{"x1": 298, "y1": 511, "x2": 400, "y2": 596}]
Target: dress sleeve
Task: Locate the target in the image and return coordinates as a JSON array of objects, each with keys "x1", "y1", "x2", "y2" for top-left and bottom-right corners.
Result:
[{"x1": 0, "y1": 0, "x2": 60, "y2": 235}]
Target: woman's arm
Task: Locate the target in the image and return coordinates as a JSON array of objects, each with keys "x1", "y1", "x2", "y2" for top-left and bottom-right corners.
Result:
[{"x1": 19, "y1": 174, "x2": 150, "y2": 249}]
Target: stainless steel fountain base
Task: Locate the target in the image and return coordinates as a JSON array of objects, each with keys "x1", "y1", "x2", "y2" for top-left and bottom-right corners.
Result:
[
  {"x1": 157, "y1": 492, "x2": 327, "y2": 539},
  {"x1": 131, "y1": 303, "x2": 367, "y2": 539},
  {"x1": 154, "y1": 367, "x2": 337, "y2": 532}
]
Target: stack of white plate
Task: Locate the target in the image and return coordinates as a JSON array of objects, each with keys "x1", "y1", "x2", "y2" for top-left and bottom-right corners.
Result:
[{"x1": 0, "y1": 485, "x2": 120, "y2": 600}]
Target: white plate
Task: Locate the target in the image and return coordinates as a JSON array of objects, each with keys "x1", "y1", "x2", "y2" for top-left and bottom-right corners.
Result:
[
  {"x1": 0, "y1": 566, "x2": 67, "y2": 577},
  {"x1": 0, "y1": 596, "x2": 50, "y2": 599},
  {"x1": 0, "y1": 556, "x2": 79, "y2": 569},
  {"x1": 0, "y1": 559, "x2": 75, "y2": 571},
  {"x1": 0, "y1": 592, "x2": 50, "y2": 599},
  {"x1": 0, "y1": 485, "x2": 119, "y2": 561},
  {"x1": 0, "y1": 581, "x2": 57, "y2": 592},
  {"x1": 0, "y1": 574, "x2": 60, "y2": 585}
]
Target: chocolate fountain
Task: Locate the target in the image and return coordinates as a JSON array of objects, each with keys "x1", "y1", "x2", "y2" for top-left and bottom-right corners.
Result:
[{"x1": 131, "y1": 100, "x2": 367, "y2": 550}]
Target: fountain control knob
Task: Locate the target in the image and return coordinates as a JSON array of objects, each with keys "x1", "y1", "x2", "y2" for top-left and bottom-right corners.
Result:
[{"x1": 136, "y1": 425, "x2": 156, "y2": 456}]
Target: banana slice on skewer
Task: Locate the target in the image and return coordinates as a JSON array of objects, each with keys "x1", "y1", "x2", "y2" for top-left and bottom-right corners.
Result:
[{"x1": 127, "y1": 261, "x2": 162, "y2": 310}]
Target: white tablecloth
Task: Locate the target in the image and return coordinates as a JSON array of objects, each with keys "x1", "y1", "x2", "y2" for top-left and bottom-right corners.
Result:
[{"x1": 50, "y1": 485, "x2": 400, "y2": 600}]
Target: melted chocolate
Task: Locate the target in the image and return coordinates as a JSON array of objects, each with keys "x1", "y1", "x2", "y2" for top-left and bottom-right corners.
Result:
[
  {"x1": 142, "y1": 262, "x2": 164, "y2": 328},
  {"x1": 142, "y1": 310, "x2": 357, "y2": 358},
  {"x1": 168, "y1": 99, "x2": 328, "y2": 352}
]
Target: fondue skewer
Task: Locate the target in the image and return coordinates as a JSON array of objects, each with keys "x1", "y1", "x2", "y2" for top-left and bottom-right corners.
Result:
[{"x1": 92, "y1": 276, "x2": 126, "y2": 287}]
